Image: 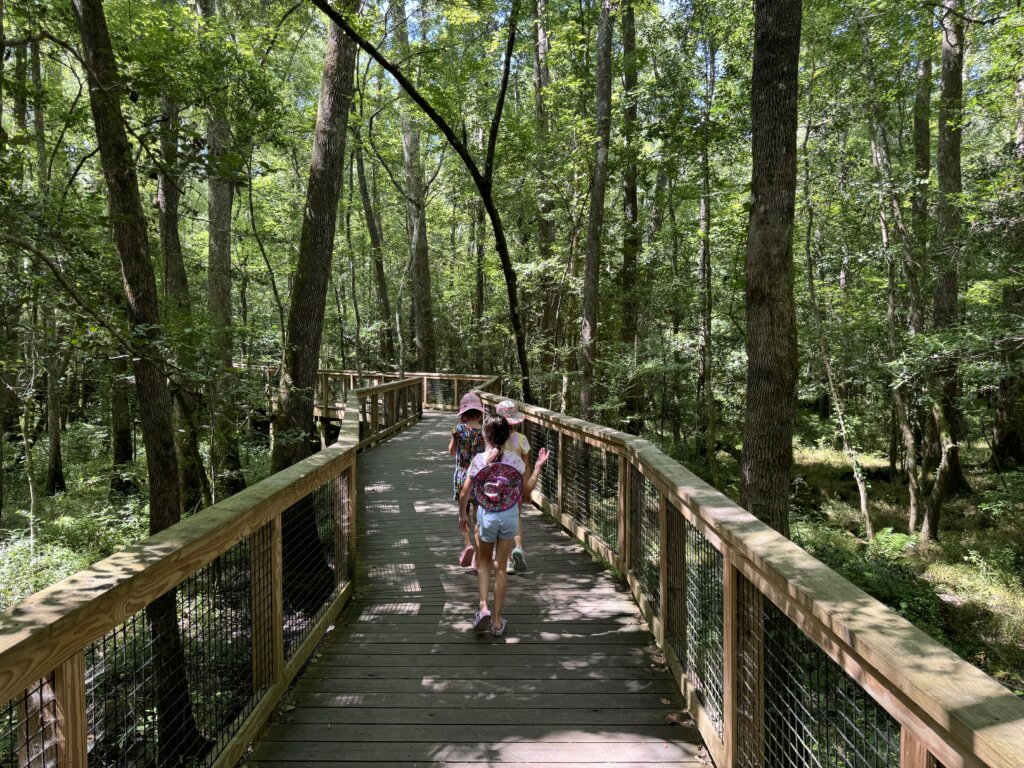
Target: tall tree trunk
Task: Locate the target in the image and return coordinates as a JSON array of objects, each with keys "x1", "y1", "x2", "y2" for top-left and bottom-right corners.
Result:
[
  {"x1": 533, "y1": 0, "x2": 558, "y2": 385},
  {"x1": 355, "y1": 135, "x2": 395, "y2": 363},
  {"x1": 696, "y1": 32, "x2": 716, "y2": 475},
  {"x1": 159, "y1": 92, "x2": 211, "y2": 515},
  {"x1": 474, "y1": 201, "x2": 486, "y2": 372},
  {"x1": 619, "y1": 0, "x2": 643, "y2": 434},
  {"x1": 923, "y1": 0, "x2": 968, "y2": 539},
  {"x1": 862, "y1": 22, "x2": 925, "y2": 530},
  {"x1": 740, "y1": 0, "x2": 802, "y2": 538},
  {"x1": 579, "y1": 0, "x2": 614, "y2": 419},
  {"x1": 392, "y1": 0, "x2": 436, "y2": 372},
  {"x1": 198, "y1": 0, "x2": 245, "y2": 501},
  {"x1": 991, "y1": 284, "x2": 1023, "y2": 467},
  {"x1": 271, "y1": 17, "x2": 357, "y2": 609},
  {"x1": 70, "y1": 0, "x2": 205, "y2": 762},
  {"x1": 912, "y1": 54, "x2": 932, "y2": 309}
]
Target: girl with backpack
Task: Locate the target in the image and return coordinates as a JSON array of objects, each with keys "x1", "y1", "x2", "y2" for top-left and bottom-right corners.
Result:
[
  {"x1": 449, "y1": 392, "x2": 485, "y2": 568},
  {"x1": 458, "y1": 414, "x2": 549, "y2": 637}
]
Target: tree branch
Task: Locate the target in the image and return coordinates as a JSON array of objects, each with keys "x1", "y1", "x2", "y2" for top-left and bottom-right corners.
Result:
[{"x1": 485, "y1": 0, "x2": 518, "y2": 184}]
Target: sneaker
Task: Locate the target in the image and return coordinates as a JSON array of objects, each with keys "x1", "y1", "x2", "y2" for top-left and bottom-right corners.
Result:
[
  {"x1": 506, "y1": 559, "x2": 515, "y2": 574},
  {"x1": 459, "y1": 545, "x2": 474, "y2": 567},
  {"x1": 511, "y1": 546, "x2": 527, "y2": 573}
]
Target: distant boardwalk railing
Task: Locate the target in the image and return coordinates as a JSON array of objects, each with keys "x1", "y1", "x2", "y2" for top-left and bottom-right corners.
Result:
[
  {"x1": 476, "y1": 391, "x2": 1024, "y2": 768},
  {"x1": 0, "y1": 375, "x2": 427, "y2": 768}
]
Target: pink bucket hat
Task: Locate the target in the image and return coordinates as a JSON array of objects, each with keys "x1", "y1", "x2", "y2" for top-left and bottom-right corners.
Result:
[
  {"x1": 496, "y1": 399, "x2": 524, "y2": 426},
  {"x1": 458, "y1": 391, "x2": 484, "y2": 417}
]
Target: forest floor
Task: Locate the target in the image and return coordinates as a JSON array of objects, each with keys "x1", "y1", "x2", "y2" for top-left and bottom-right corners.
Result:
[{"x1": 1, "y1": 423, "x2": 1022, "y2": 697}]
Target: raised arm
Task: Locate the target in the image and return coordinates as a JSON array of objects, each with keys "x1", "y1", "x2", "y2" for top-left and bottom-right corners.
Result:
[{"x1": 522, "y1": 448, "x2": 549, "y2": 499}]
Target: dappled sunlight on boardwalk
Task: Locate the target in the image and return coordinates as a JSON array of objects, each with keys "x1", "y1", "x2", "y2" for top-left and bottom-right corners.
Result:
[{"x1": 246, "y1": 412, "x2": 703, "y2": 766}]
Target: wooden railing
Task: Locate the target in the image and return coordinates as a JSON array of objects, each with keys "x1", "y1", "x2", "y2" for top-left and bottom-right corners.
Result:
[
  {"x1": 478, "y1": 392, "x2": 1024, "y2": 768},
  {"x1": 0, "y1": 379, "x2": 422, "y2": 768},
  {"x1": 315, "y1": 370, "x2": 501, "y2": 416}
]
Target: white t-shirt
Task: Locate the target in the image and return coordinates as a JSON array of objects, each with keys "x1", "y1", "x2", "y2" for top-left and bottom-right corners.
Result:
[{"x1": 467, "y1": 450, "x2": 525, "y2": 479}]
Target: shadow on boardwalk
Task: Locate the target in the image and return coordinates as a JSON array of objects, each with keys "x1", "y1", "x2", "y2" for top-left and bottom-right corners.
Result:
[{"x1": 248, "y1": 412, "x2": 704, "y2": 766}]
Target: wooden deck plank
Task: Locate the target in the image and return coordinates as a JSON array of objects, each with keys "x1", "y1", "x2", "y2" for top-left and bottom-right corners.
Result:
[{"x1": 248, "y1": 412, "x2": 703, "y2": 766}]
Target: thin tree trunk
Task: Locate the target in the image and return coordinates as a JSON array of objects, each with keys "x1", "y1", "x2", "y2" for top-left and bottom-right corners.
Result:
[
  {"x1": 580, "y1": 0, "x2": 614, "y2": 420},
  {"x1": 271, "y1": 16, "x2": 357, "y2": 610},
  {"x1": 474, "y1": 201, "x2": 486, "y2": 372},
  {"x1": 355, "y1": 135, "x2": 395, "y2": 363},
  {"x1": 43, "y1": 307, "x2": 65, "y2": 495},
  {"x1": 534, "y1": 0, "x2": 558, "y2": 384},
  {"x1": 740, "y1": 0, "x2": 802, "y2": 538},
  {"x1": 392, "y1": 0, "x2": 436, "y2": 372},
  {"x1": 923, "y1": 0, "x2": 968, "y2": 539},
  {"x1": 109, "y1": 354, "x2": 136, "y2": 496},
  {"x1": 912, "y1": 54, "x2": 932, "y2": 305},
  {"x1": 696, "y1": 32, "x2": 716, "y2": 476},
  {"x1": 70, "y1": 0, "x2": 205, "y2": 761},
  {"x1": 619, "y1": 0, "x2": 643, "y2": 434},
  {"x1": 159, "y1": 91, "x2": 211, "y2": 515},
  {"x1": 198, "y1": 0, "x2": 245, "y2": 501}
]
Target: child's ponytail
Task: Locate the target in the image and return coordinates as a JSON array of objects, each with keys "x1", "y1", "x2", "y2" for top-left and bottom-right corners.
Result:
[{"x1": 483, "y1": 415, "x2": 512, "y2": 465}]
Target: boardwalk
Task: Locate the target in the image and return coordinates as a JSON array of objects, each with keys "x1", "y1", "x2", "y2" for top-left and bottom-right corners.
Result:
[{"x1": 248, "y1": 412, "x2": 704, "y2": 766}]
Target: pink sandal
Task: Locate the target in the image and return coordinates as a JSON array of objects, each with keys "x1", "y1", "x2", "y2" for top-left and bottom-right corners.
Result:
[{"x1": 472, "y1": 608, "x2": 491, "y2": 632}]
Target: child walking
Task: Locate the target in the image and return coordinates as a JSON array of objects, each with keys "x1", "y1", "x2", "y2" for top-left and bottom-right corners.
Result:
[
  {"x1": 449, "y1": 392, "x2": 485, "y2": 567},
  {"x1": 459, "y1": 414, "x2": 548, "y2": 637},
  {"x1": 496, "y1": 400, "x2": 531, "y2": 574}
]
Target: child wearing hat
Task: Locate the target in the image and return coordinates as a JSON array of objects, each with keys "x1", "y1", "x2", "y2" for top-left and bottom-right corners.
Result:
[
  {"x1": 496, "y1": 400, "x2": 530, "y2": 573},
  {"x1": 449, "y1": 391, "x2": 485, "y2": 567}
]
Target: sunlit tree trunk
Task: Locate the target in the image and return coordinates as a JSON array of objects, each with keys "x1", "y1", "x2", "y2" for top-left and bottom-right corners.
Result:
[
  {"x1": 696, "y1": 29, "x2": 716, "y2": 476},
  {"x1": 271, "y1": 16, "x2": 357, "y2": 609},
  {"x1": 198, "y1": 0, "x2": 245, "y2": 501},
  {"x1": 70, "y1": 0, "x2": 205, "y2": 761},
  {"x1": 740, "y1": 0, "x2": 802, "y2": 538},
  {"x1": 923, "y1": 0, "x2": 968, "y2": 539},
  {"x1": 355, "y1": 135, "x2": 395, "y2": 363},
  {"x1": 580, "y1": 0, "x2": 614, "y2": 419}
]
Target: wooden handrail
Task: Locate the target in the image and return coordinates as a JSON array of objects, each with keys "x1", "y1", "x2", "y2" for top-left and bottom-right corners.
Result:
[{"x1": 479, "y1": 392, "x2": 1024, "y2": 768}]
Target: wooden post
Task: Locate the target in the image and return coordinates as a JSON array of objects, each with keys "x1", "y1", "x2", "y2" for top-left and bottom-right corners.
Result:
[
  {"x1": 621, "y1": 458, "x2": 633, "y2": 575},
  {"x1": 370, "y1": 396, "x2": 380, "y2": 441},
  {"x1": 617, "y1": 454, "x2": 629, "y2": 573},
  {"x1": 252, "y1": 519, "x2": 283, "y2": 692},
  {"x1": 422, "y1": 377, "x2": 429, "y2": 410},
  {"x1": 347, "y1": 463, "x2": 358, "y2": 580},
  {"x1": 556, "y1": 428, "x2": 565, "y2": 519},
  {"x1": 453, "y1": 378, "x2": 461, "y2": 411},
  {"x1": 900, "y1": 728, "x2": 936, "y2": 768},
  {"x1": 722, "y1": 555, "x2": 738, "y2": 768},
  {"x1": 657, "y1": 493, "x2": 668, "y2": 647},
  {"x1": 55, "y1": 653, "x2": 87, "y2": 767}
]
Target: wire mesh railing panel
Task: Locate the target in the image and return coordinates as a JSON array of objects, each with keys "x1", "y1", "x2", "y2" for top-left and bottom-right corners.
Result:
[
  {"x1": 665, "y1": 500, "x2": 687, "y2": 669},
  {"x1": 523, "y1": 420, "x2": 555, "y2": 504},
  {"x1": 1, "y1": 675, "x2": 59, "y2": 768},
  {"x1": 735, "y1": 573, "x2": 902, "y2": 768},
  {"x1": 425, "y1": 378, "x2": 454, "y2": 408},
  {"x1": 281, "y1": 472, "x2": 348, "y2": 658},
  {"x1": 178, "y1": 531, "x2": 267, "y2": 762},
  {"x1": 629, "y1": 466, "x2": 660, "y2": 617},
  {"x1": 685, "y1": 517, "x2": 723, "y2": 737},
  {"x1": 85, "y1": 610, "x2": 158, "y2": 766},
  {"x1": 562, "y1": 435, "x2": 588, "y2": 529},
  {"x1": 585, "y1": 443, "x2": 618, "y2": 551}
]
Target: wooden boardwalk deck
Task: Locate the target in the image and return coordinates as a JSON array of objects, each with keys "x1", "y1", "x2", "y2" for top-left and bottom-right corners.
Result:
[{"x1": 248, "y1": 412, "x2": 704, "y2": 767}]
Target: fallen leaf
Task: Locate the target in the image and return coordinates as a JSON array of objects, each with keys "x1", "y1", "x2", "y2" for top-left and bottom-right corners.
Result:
[{"x1": 660, "y1": 698, "x2": 671, "y2": 704}]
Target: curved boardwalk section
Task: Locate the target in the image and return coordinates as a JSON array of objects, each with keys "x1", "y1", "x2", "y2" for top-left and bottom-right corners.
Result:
[{"x1": 248, "y1": 412, "x2": 703, "y2": 766}]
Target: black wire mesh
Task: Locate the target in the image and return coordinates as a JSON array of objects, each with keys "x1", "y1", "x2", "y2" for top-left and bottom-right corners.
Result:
[
  {"x1": 1, "y1": 675, "x2": 59, "y2": 768},
  {"x1": 84, "y1": 527, "x2": 271, "y2": 767},
  {"x1": 282, "y1": 470, "x2": 350, "y2": 658},
  {"x1": 665, "y1": 500, "x2": 687, "y2": 669},
  {"x1": 562, "y1": 435, "x2": 587, "y2": 528},
  {"x1": 629, "y1": 466, "x2": 660, "y2": 617},
  {"x1": 735, "y1": 573, "x2": 902, "y2": 768},
  {"x1": 523, "y1": 419, "x2": 558, "y2": 504},
  {"x1": 425, "y1": 378, "x2": 454, "y2": 408},
  {"x1": 685, "y1": 517, "x2": 724, "y2": 737}
]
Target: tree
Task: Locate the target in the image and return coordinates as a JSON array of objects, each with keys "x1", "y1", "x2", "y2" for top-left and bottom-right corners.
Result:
[
  {"x1": 580, "y1": 0, "x2": 615, "y2": 420},
  {"x1": 739, "y1": 0, "x2": 802, "y2": 538},
  {"x1": 70, "y1": 0, "x2": 205, "y2": 760}
]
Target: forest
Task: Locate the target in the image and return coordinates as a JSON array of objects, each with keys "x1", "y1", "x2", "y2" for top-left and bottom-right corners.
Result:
[{"x1": 0, "y1": 0, "x2": 1021, "y2": 700}]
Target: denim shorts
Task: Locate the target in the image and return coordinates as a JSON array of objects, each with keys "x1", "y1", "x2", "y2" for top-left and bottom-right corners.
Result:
[{"x1": 477, "y1": 505, "x2": 519, "y2": 543}]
